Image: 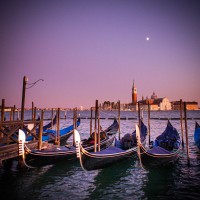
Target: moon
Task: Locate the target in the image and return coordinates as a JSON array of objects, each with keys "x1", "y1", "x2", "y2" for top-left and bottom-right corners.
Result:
[{"x1": 146, "y1": 37, "x2": 150, "y2": 41}]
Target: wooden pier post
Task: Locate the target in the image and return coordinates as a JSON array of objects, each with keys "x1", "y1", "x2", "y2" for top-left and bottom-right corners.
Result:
[
  {"x1": 180, "y1": 99, "x2": 184, "y2": 147},
  {"x1": 73, "y1": 107, "x2": 77, "y2": 146},
  {"x1": 55, "y1": 108, "x2": 60, "y2": 146},
  {"x1": 75, "y1": 108, "x2": 77, "y2": 129},
  {"x1": 10, "y1": 107, "x2": 13, "y2": 121},
  {"x1": 21, "y1": 76, "x2": 28, "y2": 121},
  {"x1": 32, "y1": 102, "x2": 34, "y2": 120},
  {"x1": 13, "y1": 105, "x2": 16, "y2": 121},
  {"x1": 90, "y1": 107, "x2": 93, "y2": 136},
  {"x1": 1, "y1": 99, "x2": 5, "y2": 122},
  {"x1": 51, "y1": 108, "x2": 54, "y2": 127},
  {"x1": 17, "y1": 109, "x2": 20, "y2": 120},
  {"x1": 0, "y1": 99, "x2": 5, "y2": 138},
  {"x1": 33, "y1": 107, "x2": 36, "y2": 121},
  {"x1": 33, "y1": 107, "x2": 37, "y2": 139},
  {"x1": 94, "y1": 100, "x2": 98, "y2": 152},
  {"x1": 138, "y1": 102, "x2": 141, "y2": 131},
  {"x1": 148, "y1": 101, "x2": 151, "y2": 145},
  {"x1": 183, "y1": 102, "x2": 190, "y2": 166},
  {"x1": 97, "y1": 104, "x2": 100, "y2": 152},
  {"x1": 38, "y1": 110, "x2": 44, "y2": 150},
  {"x1": 118, "y1": 100, "x2": 121, "y2": 140},
  {"x1": 141, "y1": 108, "x2": 143, "y2": 120}
]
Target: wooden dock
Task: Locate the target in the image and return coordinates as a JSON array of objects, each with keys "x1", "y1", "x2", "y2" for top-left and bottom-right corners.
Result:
[
  {"x1": 0, "y1": 141, "x2": 48, "y2": 166},
  {"x1": 0, "y1": 118, "x2": 44, "y2": 165}
]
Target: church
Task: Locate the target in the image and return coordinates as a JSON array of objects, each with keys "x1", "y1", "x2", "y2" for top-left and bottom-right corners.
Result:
[{"x1": 131, "y1": 81, "x2": 172, "y2": 111}]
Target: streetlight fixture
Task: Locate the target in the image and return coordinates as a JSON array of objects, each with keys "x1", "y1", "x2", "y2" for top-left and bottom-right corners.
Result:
[{"x1": 26, "y1": 79, "x2": 44, "y2": 89}]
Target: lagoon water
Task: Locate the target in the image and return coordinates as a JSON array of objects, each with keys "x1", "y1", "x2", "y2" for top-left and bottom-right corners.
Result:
[{"x1": 1, "y1": 110, "x2": 200, "y2": 200}]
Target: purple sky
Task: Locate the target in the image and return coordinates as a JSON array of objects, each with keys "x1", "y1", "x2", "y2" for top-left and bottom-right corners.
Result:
[{"x1": 0, "y1": 0, "x2": 200, "y2": 109}]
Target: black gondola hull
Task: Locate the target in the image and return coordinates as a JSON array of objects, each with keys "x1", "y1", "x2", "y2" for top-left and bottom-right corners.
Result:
[
  {"x1": 139, "y1": 145, "x2": 180, "y2": 168},
  {"x1": 80, "y1": 148, "x2": 136, "y2": 171}
]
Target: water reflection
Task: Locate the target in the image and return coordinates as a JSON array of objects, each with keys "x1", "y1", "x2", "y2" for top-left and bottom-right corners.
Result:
[
  {"x1": 87, "y1": 157, "x2": 139, "y2": 200},
  {"x1": 144, "y1": 165, "x2": 179, "y2": 199}
]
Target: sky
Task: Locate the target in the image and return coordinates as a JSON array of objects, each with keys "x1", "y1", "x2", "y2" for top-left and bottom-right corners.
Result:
[{"x1": 0, "y1": 0, "x2": 200, "y2": 109}]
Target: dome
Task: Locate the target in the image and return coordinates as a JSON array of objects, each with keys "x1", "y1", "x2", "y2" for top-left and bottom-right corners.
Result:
[{"x1": 151, "y1": 92, "x2": 157, "y2": 99}]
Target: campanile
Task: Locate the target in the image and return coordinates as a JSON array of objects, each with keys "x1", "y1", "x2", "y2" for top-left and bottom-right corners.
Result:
[{"x1": 132, "y1": 80, "x2": 137, "y2": 105}]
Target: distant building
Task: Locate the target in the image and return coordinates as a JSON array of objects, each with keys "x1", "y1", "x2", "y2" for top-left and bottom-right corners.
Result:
[
  {"x1": 138, "y1": 92, "x2": 171, "y2": 111},
  {"x1": 0, "y1": 106, "x2": 14, "y2": 112},
  {"x1": 102, "y1": 101, "x2": 119, "y2": 110},
  {"x1": 171, "y1": 101, "x2": 198, "y2": 110}
]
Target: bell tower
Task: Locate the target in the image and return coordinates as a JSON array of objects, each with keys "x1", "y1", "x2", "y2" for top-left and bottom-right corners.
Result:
[{"x1": 132, "y1": 80, "x2": 137, "y2": 105}]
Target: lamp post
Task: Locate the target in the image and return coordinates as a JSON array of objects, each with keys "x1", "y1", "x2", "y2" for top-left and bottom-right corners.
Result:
[
  {"x1": 21, "y1": 76, "x2": 28, "y2": 121},
  {"x1": 20, "y1": 76, "x2": 44, "y2": 121}
]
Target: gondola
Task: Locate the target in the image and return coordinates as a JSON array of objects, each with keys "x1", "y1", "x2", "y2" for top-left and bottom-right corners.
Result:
[
  {"x1": 25, "y1": 117, "x2": 80, "y2": 144},
  {"x1": 103, "y1": 118, "x2": 120, "y2": 135},
  {"x1": 194, "y1": 121, "x2": 200, "y2": 149},
  {"x1": 11, "y1": 115, "x2": 57, "y2": 144},
  {"x1": 28, "y1": 115, "x2": 56, "y2": 133},
  {"x1": 37, "y1": 114, "x2": 57, "y2": 132},
  {"x1": 42, "y1": 117, "x2": 81, "y2": 144},
  {"x1": 136, "y1": 120, "x2": 181, "y2": 168},
  {"x1": 75, "y1": 120, "x2": 147, "y2": 171},
  {"x1": 19, "y1": 118, "x2": 119, "y2": 168}
]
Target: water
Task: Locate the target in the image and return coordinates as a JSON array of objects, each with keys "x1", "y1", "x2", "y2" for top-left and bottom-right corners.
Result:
[{"x1": 1, "y1": 110, "x2": 200, "y2": 200}]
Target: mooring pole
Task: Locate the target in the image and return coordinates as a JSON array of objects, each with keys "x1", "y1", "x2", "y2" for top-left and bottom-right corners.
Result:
[
  {"x1": 1, "y1": 99, "x2": 5, "y2": 122},
  {"x1": 55, "y1": 108, "x2": 60, "y2": 146},
  {"x1": 97, "y1": 104, "x2": 100, "y2": 152},
  {"x1": 118, "y1": 100, "x2": 121, "y2": 140},
  {"x1": 13, "y1": 105, "x2": 16, "y2": 121},
  {"x1": 90, "y1": 107, "x2": 93, "y2": 136},
  {"x1": 141, "y1": 108, "x2": 143, "y2": 121},
  {"x1": 51, "y1": 108, "x2": 54, "y2": 128},
  {"x1": 180, "y1": 99, "x2": 184, "y2": 147},
  {"x1": 184, "y1": 102, "x2": 190, "y2": 167},
  {"x1": 33, "y1": 107, "x2": 37, "y2": 139},
  {"x1": 33, "y1": 107, "x2": 36, "y2": 121},
  {"x1": 10, "y1": 107, "x2": 12, "y2": 121},
  {"x1": 32, "y1": 102, "x2": 34, "y2": 120},
  {"x1": 94, "y1": 100, "x2": 98, "y2": 152},
  {"x1": 138, "y1": 102, "x2": 141, "y2": 131},
  {"x1": 0, "y1": 99, "x2": 5, "y2": 138},
  {"x1": 75, "y1": 108, "x2": 77, "y2": 129},
  {"x1": 73, "y1": 107, "x2": 77, "y2": 146},
  {"x1": 148, "y1": 101, "x2": 151, "y2": 145},
  {"x1": 38, "y1": 110, "x2": 44, "y2": 150},
  {"x1": 17, "y1": 109, "x2": 20, "y2": 120}
]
